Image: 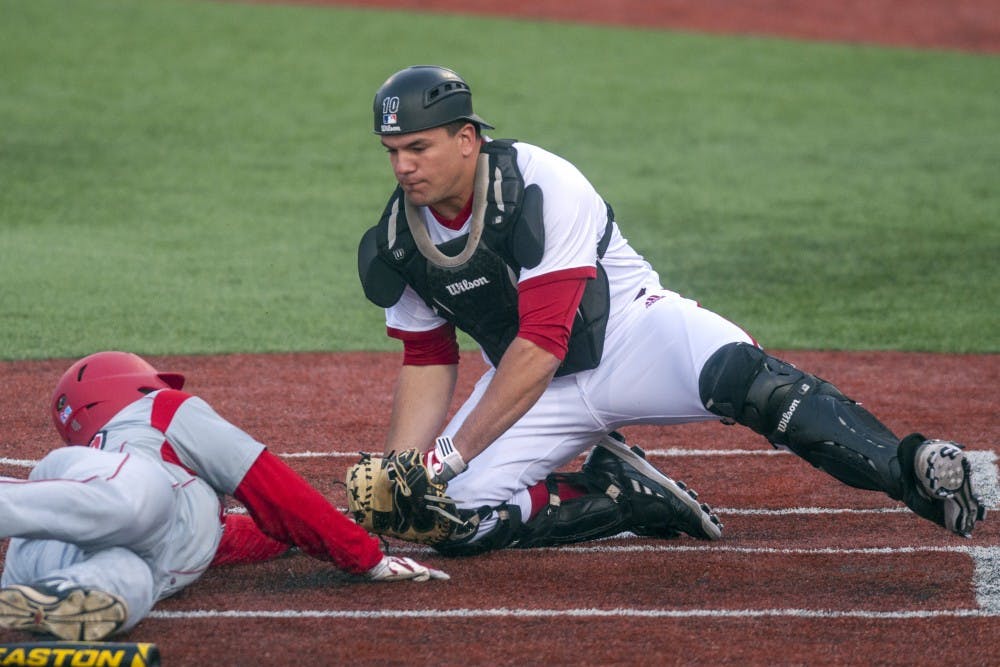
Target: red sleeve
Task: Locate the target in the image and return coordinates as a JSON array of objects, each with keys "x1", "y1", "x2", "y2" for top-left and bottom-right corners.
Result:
[
  {"x1": 232, "y1": 450, "x2": 382, "y2": 575},
  {"x1": 211, "y1": 513, "x2": 291, "y2": 567},
  {"x1": 388, "y1": 322, "x2": 460, "y2": 366},
  {"x1": 517, "y1": 267, "x2": 594, "y2": 359}
]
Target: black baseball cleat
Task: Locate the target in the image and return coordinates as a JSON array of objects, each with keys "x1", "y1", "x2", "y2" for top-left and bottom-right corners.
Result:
[
  {"x1": 898, "y1": 435, "x2": 986, "y2": 538},
  {"x1": 0, "y1": 582, "x2": 127, "y2": 641},
  {"x1": 584, "y1": 433, "x2": 723, "y2": 540}
]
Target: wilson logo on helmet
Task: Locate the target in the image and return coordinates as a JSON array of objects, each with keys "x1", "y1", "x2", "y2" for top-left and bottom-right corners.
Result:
[{"x1": 381, "y1": 96, "x2": 401, "y2": 133}]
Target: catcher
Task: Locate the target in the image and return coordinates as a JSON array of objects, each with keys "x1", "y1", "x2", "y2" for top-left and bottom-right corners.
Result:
[{"x1": 346, "y1": 65, "x2": 984, "y2": 556}]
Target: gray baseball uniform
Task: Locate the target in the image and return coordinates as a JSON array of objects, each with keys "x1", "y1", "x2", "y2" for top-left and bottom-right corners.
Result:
[{"x1": 1, "y1": 389, "x2": 261, "y2": 630}]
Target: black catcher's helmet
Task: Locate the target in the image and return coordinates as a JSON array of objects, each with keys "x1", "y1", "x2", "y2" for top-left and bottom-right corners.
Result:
[{"x1": 373, "y1": 65, "x2": 494, "y2": 135}]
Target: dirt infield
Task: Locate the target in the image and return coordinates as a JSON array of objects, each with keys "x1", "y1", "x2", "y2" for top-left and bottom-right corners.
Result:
[
  {"x1": 2, "y1": 350, "x2": 998, "y2": 664},
  {"x1": 280, "y1": 0, "x2": 1000, "y2": 52},
  {"x1": 3, "y1": 1, "x2": 999, "y2": 664},
  {"x1": 2, "y1": 349, "x2": 997, "y2": 460}
]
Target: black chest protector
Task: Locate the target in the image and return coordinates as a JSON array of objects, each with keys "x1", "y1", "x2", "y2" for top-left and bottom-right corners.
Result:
[{"x1": 358, "y1": 139, "x2": 613, "y2": 376}]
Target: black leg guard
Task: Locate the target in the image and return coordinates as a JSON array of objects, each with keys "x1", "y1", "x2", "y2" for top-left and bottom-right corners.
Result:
[
  {"x1": 433, "y1": 504, "x2": 523, "y2": 557},
  {"x1": 515, "y1": 472, "x2": 632, "y2": 548},
  {"x1": 434, "y1": 471, "x2": 632, "y2": 555},
  {"x1": 699, "y1": 342, "x2": 904, "y2": 499}
]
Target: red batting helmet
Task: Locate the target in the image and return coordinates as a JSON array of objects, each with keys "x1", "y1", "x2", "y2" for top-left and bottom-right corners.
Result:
[{"x1": 51, "y1": 351, "x2": 185, "y2": 446}]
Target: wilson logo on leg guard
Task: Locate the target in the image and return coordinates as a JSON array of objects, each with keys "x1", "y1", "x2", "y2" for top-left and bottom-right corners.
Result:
[{"x1": 777, "y1": 399, "x2": 800, "y2": 434}]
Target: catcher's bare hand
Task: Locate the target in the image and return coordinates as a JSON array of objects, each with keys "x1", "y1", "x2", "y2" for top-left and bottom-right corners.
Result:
[{"x1": 366, "y1": 555, "x2": 450, "y2": 582}]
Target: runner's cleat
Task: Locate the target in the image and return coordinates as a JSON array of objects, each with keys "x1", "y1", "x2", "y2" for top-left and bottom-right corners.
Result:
[{"x1": 0, "y1": 583, "x2": 127, "y2": 641}]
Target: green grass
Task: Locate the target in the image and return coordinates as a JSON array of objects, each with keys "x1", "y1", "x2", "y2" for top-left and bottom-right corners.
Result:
[{"x1": 1, "y1": 0, "x2": 998, "y2": 359}]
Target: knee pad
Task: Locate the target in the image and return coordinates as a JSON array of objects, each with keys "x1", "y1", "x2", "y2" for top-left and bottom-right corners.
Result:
[
  {"x1": 698, "y1": 342, "x2": 809, "y2": 434},
  {"x1": 699, "y1": 342, "x2": 904, "y2": 497}
]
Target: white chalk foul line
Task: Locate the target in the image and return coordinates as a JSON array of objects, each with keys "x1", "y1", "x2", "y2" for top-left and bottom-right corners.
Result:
[
  {"x1": 717, "y1": 506, "x2": 909, "y2": 515},
  {"x1": 221, "y1": 505, "x2": 910, "y2": 517},
  {"x1": 3, "y1": 448, "x2": 994, "y2": 463},
  {"x1": 972, "y1": 546, "x2": 1000, "y2": 612},
  {"x1": 383, "y1": 542, "x2": 1000, "y2": 613},
  {"x1": 388, "y1": 542, "x2": 986, "y2": 557},
  {"x1": 147, "y1": 607, "x2": 997, "y2": 620},
  {"x1": 144, "y1": 545, "x2": 1000, "y2": 620},
  {"x1": 277, "y1": 448, "x2": 786, "y2": 458},
  {"x1": 548, "y1": 544, "x2": 983, "y2": 555},
  {"x1": 0, "y1": 457, "x2": 40, "y2": 469}
]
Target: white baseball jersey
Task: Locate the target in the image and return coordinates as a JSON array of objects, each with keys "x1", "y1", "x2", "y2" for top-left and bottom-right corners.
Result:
[
  {"x1": 386, "y1": 140, "x2": 660, "y2": 343},
  {"x1": 384, "y1": 140, "x2": 754, "y2": 533}
]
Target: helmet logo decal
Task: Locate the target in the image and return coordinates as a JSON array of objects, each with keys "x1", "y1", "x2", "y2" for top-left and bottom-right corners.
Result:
[
  {"x1": 56, "y1": 395, "x2": 73, "y2": 425},
  {"x1": 381, "y1": 96, "x2": 401, "y2": 133}
]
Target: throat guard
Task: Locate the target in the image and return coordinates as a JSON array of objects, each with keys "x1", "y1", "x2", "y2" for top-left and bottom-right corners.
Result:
[{"x1": 359, "y1": 140, "x2": 612, "y2": 375}]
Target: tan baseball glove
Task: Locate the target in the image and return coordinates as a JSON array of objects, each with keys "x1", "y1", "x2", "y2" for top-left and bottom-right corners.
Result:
[{"x1": 346, "y1": 449, "x2": 464, "y2": 545}]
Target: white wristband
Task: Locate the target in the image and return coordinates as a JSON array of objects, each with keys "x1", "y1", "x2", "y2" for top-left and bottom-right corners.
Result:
[{"x1": 432, "y1": 436, "x2": 467, "y2": 482}]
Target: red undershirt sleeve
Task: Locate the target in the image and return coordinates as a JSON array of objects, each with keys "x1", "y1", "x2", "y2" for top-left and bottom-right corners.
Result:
[
  {"x1": 232, "y1": 450, "x2": 383, "y2": 575},
  {"x1": 210, "y1": 513, "x2": 290, "y2": 567},
  {"x1": 517, "y1": 267, "x2": 595, "y2": 360},
  {"x1": 389, "y1": 322, "x2": 460, "y2": 366}
]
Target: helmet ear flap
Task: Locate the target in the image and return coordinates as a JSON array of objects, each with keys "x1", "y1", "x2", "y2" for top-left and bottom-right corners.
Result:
[{"x1": 157, "y1": 372, "x2": 185, "y2": 390}]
